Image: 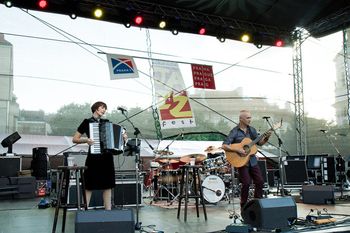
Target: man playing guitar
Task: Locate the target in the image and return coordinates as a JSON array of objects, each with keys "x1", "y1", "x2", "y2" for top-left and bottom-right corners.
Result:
[{"x1": 222, "y1": 110, "x2": 272, "y2": 210}]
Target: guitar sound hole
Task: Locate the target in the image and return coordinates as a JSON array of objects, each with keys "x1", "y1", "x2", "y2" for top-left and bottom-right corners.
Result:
[{"x1": 243, "y1": 145, "x2": 250, "y2": 155}]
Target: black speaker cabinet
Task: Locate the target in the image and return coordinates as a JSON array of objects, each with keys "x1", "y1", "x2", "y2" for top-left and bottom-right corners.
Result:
[
  {"x1": 75, "y1": 209, "x2": 134, "y2": 233},
  {"x1": 114, "y1": 181, "x2": 142, "y2": 206},
  {"x1": 283, "y1": 160, "x2": 308, "y2": 185},
  {"x1": 0, "y1": 156, "x2": 21, "y2": 177},
  {"x1": 242, "y1": 197, "x2": 297, "y2": 230},
  {"x1": 68, "y1": 182, "x2": 104, "y2": 208},
  {"x1": 302, "y1": 185, "x2": 335, "y2": 204}
]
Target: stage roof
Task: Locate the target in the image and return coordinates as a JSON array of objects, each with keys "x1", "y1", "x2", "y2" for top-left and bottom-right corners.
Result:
[{"x1": 3, "y1": 0, "x2": 350, "y2": 46}]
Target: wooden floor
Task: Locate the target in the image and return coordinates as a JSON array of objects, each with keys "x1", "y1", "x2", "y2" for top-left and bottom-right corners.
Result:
[{"x1": 1, "y1": 189, "x2": 350, "y2": 233}]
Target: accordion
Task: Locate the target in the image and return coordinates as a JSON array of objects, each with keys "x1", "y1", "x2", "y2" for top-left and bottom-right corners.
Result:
[{"x1": 89, "y1": 122, "x2": 124, "y2": 154}]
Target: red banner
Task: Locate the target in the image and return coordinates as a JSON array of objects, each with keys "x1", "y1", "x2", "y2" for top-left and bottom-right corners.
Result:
[{"x1": 191, "y1": 64, "x2": 216, "y2": 89}]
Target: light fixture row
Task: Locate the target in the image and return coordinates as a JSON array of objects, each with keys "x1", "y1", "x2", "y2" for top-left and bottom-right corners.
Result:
[{"x1": 3, "y1": 0, "x2": 287, "y2": 47}]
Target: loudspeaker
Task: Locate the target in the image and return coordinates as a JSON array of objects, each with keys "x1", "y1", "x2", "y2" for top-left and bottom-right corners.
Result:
[
  {"x1": 0, "y1": 156, "x2": 21, "y2": 177},
  {"x1": 31, "y1": 147, "x2": 48, "y2": 180},
  {"x1": 75, "y1": 209, "x2": 134, "y2": 233},
  {"x1": 283, "y1": 160, "x2": 308, "y2": 185},
  {"x1": 257, "y1": 160, "x2": 268, "y2": 184},
  {"x1": 68, "y1": 182, "x2": 104, "y2": 208},
  {"x1": 114, "y1": 181, "x2": 142, "y2": 206},
  {"x1": 242, "y1": 197, "x2": 297, "y2": 230},
  {"x1": 302, "y1": 185, "x2": 335, "y2": 204}
]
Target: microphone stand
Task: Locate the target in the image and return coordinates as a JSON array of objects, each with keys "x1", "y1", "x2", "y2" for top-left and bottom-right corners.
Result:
[
  {"x1": 120, "y1": 109, "x2": 143, "y2": 230},
  {"x1": 320, "y1": 131, "x2": 347, "y2": 200},
  {"x1": 263, "y1": 117, "x2": 287, "y2": 197}
]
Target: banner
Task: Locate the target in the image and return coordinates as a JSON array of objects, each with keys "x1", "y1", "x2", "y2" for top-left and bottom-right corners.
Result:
[
  {"x1": 159, "y1": 91, "x2": 196, "y2": 129},
  {"x1": 106, "y1": 54, "x2": 139, "y2": 80},
  {"x1": 191, "y1": 64, "x2": 215, "y2": 89}
]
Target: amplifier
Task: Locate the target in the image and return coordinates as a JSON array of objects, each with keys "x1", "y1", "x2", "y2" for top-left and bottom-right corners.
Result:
[
  {"x1": 0, "y1": 156, "x2": 21, "y2": 177},
  {"x1": 114, "y1": 181, "x2": 143, "y2": 206},
  {"x1": 283, "y1": 160, "x2": 308, "y2": 185}
]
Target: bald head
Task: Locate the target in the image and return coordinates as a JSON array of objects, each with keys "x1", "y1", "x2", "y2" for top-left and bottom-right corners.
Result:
[{"x1": 239, "y1": 110, "x2": 252, "y2": 126}]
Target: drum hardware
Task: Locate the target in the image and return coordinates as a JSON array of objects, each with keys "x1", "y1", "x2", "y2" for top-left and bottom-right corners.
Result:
[{"x1": 180, "y1": 154, "x2": 206, "y2": 164}]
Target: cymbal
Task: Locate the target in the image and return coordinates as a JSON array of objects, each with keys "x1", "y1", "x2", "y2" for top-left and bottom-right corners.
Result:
[
  {"x1": 155, "y1": 158, "x2": 179, "y2": 164},
  {"x1": 204, "y1": 146, "x2": 224, "y2": 154},
  {"x1": 180, "y1": 154, "x2": 206, "y2": 163},
  {"x1": 154, "y1": 150, "x2": 174, "y2": 156}
]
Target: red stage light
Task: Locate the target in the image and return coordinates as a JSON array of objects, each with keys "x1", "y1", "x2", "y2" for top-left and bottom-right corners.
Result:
[
  {"x1": 38, "y1": 0, "x2": 48, "y2": 9},
  {"x1": 275, "y1": 39, "x2": 284, "y2": 47},
  {"x1": 134, "y1": 15, "x2": 143, "y2": 25},
  {"x1": 199, "y1": 27, "x2": 206, "y2": 35}
]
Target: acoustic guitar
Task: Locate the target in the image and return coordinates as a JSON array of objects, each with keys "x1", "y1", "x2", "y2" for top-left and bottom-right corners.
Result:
[{"x1": 225, "y1": 122, "x2": 282, "y2": 168}]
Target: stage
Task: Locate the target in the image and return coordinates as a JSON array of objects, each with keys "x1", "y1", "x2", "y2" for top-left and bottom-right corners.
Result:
[{"x1": 1, "y1": 190, "x2": 350, "y2": 233}]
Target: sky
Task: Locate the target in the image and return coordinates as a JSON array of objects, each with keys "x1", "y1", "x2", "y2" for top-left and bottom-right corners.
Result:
[{"x1": 0, "y1": 5, "x2": 344, "y2": 121}]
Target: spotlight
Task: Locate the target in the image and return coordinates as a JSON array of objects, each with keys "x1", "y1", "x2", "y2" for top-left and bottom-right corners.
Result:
[
  {"x1": 255, "y1": 43, "x2": 263, "y2": 49},
  {"x1": 124, "y1": 22, "x2": 131, "y2": 28},
  {"x1": 217, "y1": 37, "x2": 226, "y2": 43},
  {"x1": 69, "y1": 13, "x2": 77, "y2": 19},
  {"x1": 275, "y1": 39, "x2": 284, "y2": 47},
  {"x1": 171, "y1": 29, "x2": 179, "y2": 35},
  {"x1": 93, "y1": 7, "x2": 103, "y2": 18},
  {"x1": 158, "y1": 19, "x2": 167, "y2": 29},
  {"x1": 4, "y1": 0, "x2": 12, "y2": 7},
  {"x1": 198, "y1": 26, "x2": 206, "y2": 35},
  {"x1": 241, "y1": 33, "x2": 250, "y2": 42},
  {"x1": 134, "y1": 15, "x2": 143, "y2": 25},
  {"x1": 37, "y1": 0, "x2": 48, "y2": 9}
]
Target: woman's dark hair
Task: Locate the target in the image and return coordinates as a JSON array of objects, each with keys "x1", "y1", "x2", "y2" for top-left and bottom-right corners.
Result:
[{"x1": 91, "y1": 101, "x2": 107, "y2": 113}]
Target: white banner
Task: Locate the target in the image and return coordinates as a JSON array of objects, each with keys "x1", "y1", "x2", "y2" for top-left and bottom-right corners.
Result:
[{"x1": 106, "y1": 54, "x2": 139, "y2": 80}]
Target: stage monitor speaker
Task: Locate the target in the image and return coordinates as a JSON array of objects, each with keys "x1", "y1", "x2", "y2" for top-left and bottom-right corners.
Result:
[
  {"x1": 75, "y1": 209, "x2": 134, "y2": 233},
  {"x1": 114, "y1": 181, "x2": 142, "y2": 206},
  {"x1": 242, "y1": 197, "x2": 297, "y2": 230},
  {"x1": 302, "y1": 185, "x2": 335, "y2": 204},
  {"x1": 283, "y1": 160, "x2": 308, "y2": 185}
]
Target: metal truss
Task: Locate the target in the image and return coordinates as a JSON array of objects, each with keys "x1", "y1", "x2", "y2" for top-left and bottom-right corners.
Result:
[
  {"x1": 343, "y1": 29, "x2": 350, "y2": 125},
  {"x1": 292, "y1": 29, "x2": 307, "y2": 156}
]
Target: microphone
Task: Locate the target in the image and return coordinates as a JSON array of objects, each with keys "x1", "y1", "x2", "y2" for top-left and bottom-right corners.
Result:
[
  {"x1": 262, "y1": 116, "x2": 270, "y2": 119},
  {"x1": 319, "y1": 129, "x2": 327, "y2": 133},
  {"x1": 117, "y1": 106, "x2": 127, "y2": 112}
]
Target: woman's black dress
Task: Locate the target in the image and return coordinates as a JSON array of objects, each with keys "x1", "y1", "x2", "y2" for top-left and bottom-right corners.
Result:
[{"x1": 77, "y1": 118, "x2": 115, "y2": 190}]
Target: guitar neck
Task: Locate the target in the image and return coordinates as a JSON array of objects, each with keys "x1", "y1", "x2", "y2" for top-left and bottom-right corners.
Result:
[{"x1": 248, "y1": 130, "x2": 270, "y2": 147}]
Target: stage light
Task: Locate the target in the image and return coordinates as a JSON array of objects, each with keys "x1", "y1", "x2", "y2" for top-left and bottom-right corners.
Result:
[
  {"x1": 275, "y1": 39, "x2": 284, "y2": 47},
  {"x1": 69, "y1": 13, "x2": 77, "y2": 19},
  {"x1": 198, "y1": 26, "x2": 206, "y2": 35},
  {"x1": 124, "y1": 22, "x2": 131, "y2": 28},
  {"x1": 134, "y1": 15, "x2": 143, "y2": 25},
  {"x1": 4, "y1": 0, "x2": 13, "y2": 8},
  {"x1": 158, "y1": 19, "x2": 167, "y2": 29},
  {"x1": 217, "y1": 37, "x2": 225, "y2": 43},
  {"x1": 93, "y1": 7, "x2": 103, "y2": 18},
  {"x1": 38, "y1": 0, "x2": 48, "y2": 9},
  {"x1": 241, "y1": 33, "x2": 250, "y2": 42},
  {"x1": 171, "y1": 29, "x2": 179, "y2": 35},
  {"x1": 255, "y1": 43, "x2": 263, "y2": 49}
]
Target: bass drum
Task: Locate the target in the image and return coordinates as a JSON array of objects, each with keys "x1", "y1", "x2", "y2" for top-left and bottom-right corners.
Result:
[{"x1": 202, "y1": 175, "x2": 225, "y2": 203}]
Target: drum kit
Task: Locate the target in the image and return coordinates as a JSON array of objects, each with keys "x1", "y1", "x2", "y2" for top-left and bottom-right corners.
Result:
[{"x1": 147, "y1": 146, "x2": 236, "y2": 204}]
